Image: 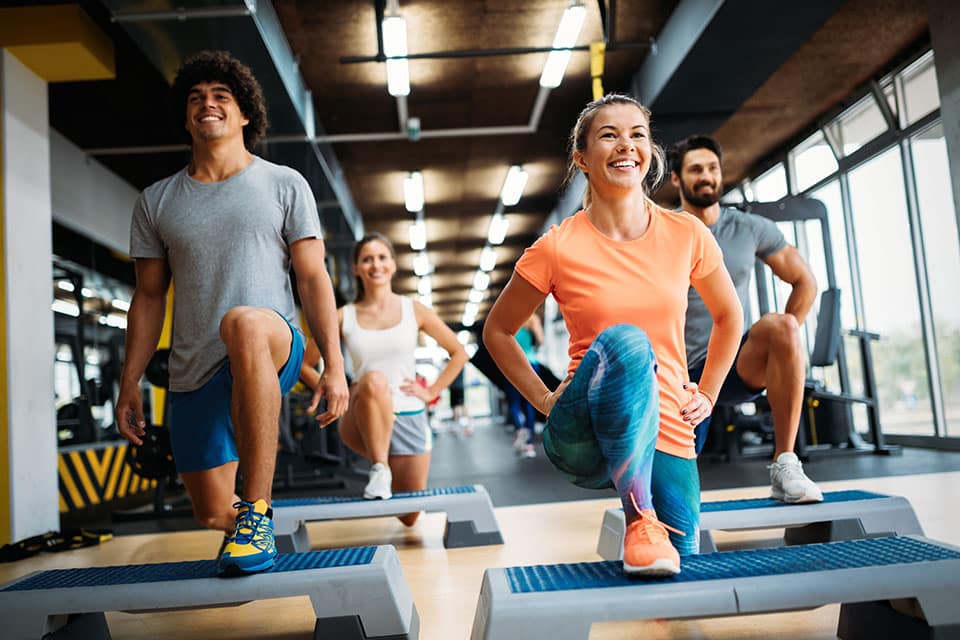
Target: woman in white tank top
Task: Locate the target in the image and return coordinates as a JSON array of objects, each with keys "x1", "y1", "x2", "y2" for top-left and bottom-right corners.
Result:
[{"x1": 302, "y1": 233, "x2": 469, "y2": 523}]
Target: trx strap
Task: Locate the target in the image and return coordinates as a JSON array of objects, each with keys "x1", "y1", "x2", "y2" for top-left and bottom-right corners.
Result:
[{"x1": 0, "y1": 528, "x2": 113, "y2": 563}]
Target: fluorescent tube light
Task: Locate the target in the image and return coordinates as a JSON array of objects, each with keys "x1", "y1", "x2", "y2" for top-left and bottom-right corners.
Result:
[
  {"x1": 418, "y1": 276, "x2": 432, "y2": 296},
  {"x1": 404, "y1": 171, "x2": 424, "y2": 212},
  {"x1": 409, "y1": 219, "x2": 427, "y2": 250},
  {"x1": 383, "y1": 16, "x2": 410, "y2": 96},
  {"x1": 487, "y1": 213, "x2": 510, "y2": 245},
  {"x1": 413, "y1": 251, "x2": 432, "y2": 276},
  {"x1": 538, "y1": 3, "x2": 585, "y2": 88},
  {"x1": 473, "y1": 271, "x2": 490, "y2": 292},
  {"x1": 479, "y1": 246, "x2": 497, "y2": 272},
  {"x1": 500, "y1": 165, "x2": 528, "y2": 206}
]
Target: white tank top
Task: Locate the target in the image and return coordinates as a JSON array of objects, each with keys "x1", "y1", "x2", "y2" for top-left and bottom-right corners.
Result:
[{"x1": 341, "y1": 296, "x2": 424, "y2": 413}]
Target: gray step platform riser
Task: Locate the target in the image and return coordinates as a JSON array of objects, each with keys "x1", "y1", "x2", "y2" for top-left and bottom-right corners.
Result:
[
  {"x1": 274, "y1": 495, "x2": 499, "y2": 534},
  {"x1": 274, "y1": 485, "x2": 503, "y2": 552},
  {"x1": 597, "y1": 496, "x2": 924, "y2": 560},
  {"x1": 472, "y1": 552, "x2": 960, "y2": 640},
  {"x1": 2, "y1": 547, "x2": 417, "y2": 640}
]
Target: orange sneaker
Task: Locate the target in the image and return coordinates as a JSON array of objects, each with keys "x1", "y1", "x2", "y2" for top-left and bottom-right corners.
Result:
[{"x1": 622, "y1": 503, "x2": 682, "y2": 577}]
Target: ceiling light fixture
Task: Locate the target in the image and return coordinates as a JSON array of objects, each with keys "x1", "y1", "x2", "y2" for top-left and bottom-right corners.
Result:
[
  {"x1": 487, "y1": 213, "x2": 510, "y2": 245},
  {"x1": 539, "y1": 2, "x2": 586, "y2": 88},
  {"x1": 500, "y1": 165, "x2": 528, "y2": 206},
  {"x1": 479, "y1": 246, "x2": 497, "y2": 272},
  {"x1": 418, "y1": 276, "x2": 432, "y2": 296},
  {"x1": 409, "y1": 218, "x2": 427, "y2": 251},
  {"x1": 404, "y1": 170, "x2": 424, "y2": 212},
  {"x1": 383, "y1": 15, "x2": 410, "y2": 96},
  {"x1": 413, "y1": 251, "x2": 432, "y2": 276},
  {"x1": 473, "y1": 271, "x2": 490, "y2": 292}
]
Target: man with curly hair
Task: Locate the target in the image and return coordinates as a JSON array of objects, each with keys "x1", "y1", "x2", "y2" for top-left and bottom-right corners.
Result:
[{"x1": 116, "y1": 50, "x2": 349, "y2": 575}]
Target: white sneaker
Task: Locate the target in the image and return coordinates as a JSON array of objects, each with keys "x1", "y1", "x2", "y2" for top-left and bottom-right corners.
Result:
[
  {"x1": 512, "y1": 427, "x2": 531, "y2": 452},
  {"x1": 363, "y1": 462, "x2": 393, "y2": 500},
  {"x1": 521, "y1": 444, "x2": 537, "y2": 459},
  {"x1": 769, "y1": 452, "x2": 823, "y2": 503}
]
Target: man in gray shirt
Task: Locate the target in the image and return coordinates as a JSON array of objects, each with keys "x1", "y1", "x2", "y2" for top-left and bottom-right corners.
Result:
[
  {"x1": 116, "y1": 51, "x2": 348, "y2": 574},
  {"x1": 672, "y1": 135, "x2": 822, "y2": 503}
]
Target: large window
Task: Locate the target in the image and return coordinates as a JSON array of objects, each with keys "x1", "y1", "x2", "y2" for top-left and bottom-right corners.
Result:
[
  {"x1": 752, "y1": 164, "x2": 788, "y2": 202},
  {"x1": 826, "y1": 94, "x2": 888, "y2": 156},
  {"x1": 740, "y1": 47, "x2": 956, "y2": 443},
  {"x1": 791, "y1": 131, "x2": 838, "y2": 192},
  {"x1": 898, "y1": 51, "x2": 940, "y2": 127},
  {"x1": 912, "y1": 123, "x2": 960, "y2": 435},
  {"x1": 810, "y1": 181, "x2": 857, "y2": 329},
  {"x1": 847, "y1": 148, "x2": 933, "y2": 435}
]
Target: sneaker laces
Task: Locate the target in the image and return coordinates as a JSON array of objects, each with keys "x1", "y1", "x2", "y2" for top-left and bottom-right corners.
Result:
[
  {"x1": 231, "y1": 501, "x2": 272, "y2": 550},
  {"x1": 769, "y1": 459, "x2": 806, "y2": 483},
  {"x1": 627, "y1": 491, "x2": 685, "y2": 542}
]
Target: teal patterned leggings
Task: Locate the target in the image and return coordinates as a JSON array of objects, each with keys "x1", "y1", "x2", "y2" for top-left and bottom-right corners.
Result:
[{"x1": 543, "y1": 324, "x2": 700, "y2": 555}]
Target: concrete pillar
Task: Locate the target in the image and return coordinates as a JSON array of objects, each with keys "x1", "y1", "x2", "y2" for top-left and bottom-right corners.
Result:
[
  {"x1": 0, "y1": 50, "x2": 59, "y2": 543},
  {"x1": 0, "y1": 5, "x2": 113, "y2": 544}
]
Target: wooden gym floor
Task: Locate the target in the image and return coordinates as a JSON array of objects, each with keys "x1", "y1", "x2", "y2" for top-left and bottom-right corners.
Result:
[{"x1": 2, "y1": 470, "x2": 958, "y2": 639}]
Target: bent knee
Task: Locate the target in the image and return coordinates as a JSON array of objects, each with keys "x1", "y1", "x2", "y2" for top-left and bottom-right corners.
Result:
[
  {"x1": 764, "y1": 314, "x2": 802, "y2": 354},
  {"x1": 219, "y1": 306, "x2": 269, "y2": 345},
  {"x1": 594, "y1": 324, "x2": 655, "y2": 369},
  {"x1": 355, "y1": 370, "x2": 391, "y2": 397}
]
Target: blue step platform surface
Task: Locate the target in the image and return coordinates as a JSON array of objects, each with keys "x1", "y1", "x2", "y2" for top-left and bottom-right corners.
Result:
[
  {"x1": 0, "y1": 545, "x2": 418, "y2": 640},
  {"x1": 273, "y1": 484, "x2": 503, "y2": 552},
  {"x1": 472, "y1": 535, "x2": 960, "y2": 640},
  {"x1": 597, "y1": 489, "x2": 924, "y2": 559}
]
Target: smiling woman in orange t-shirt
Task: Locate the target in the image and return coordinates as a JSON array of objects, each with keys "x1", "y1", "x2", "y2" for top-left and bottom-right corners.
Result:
[{"x1": 483, "y1": 94, "x2": 743, "y2": 577}]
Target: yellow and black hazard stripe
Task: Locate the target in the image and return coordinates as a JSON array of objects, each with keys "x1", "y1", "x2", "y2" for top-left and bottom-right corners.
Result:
[{"x1": 58, "y1": 444, "x2": 155, "y2": 513}]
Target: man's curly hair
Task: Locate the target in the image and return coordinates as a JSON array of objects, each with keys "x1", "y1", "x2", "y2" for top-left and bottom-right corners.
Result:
[{"x1": 170, "y1": 50, "x2": 269, "y2": 150}]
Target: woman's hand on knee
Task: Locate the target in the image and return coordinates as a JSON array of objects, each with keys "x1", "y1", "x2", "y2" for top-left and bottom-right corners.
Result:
[{"x1": 541, "y1": 375, "x2": 573, "y2": 416}]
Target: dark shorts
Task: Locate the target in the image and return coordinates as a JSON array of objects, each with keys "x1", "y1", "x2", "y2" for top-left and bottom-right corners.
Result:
[
  {"x1": 449, "y1": 385, "x2": 465, "y2": 407},
  {"x1": 167, "y1": 312, "x2": 306, "y2": 473},
  {"x1": 689, "y1": 332, "x2": 764, "y2": 454}
]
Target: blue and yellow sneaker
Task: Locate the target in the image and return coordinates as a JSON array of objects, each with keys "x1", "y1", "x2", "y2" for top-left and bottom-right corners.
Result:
[{"x1": 217, "y1": 499, "x2": 277, "y2": 576}]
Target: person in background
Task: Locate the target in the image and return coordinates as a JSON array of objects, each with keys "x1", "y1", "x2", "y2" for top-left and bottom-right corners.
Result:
[
  {"x1": 671, "y1": 134, "x2": 822, "y2": 503},
  {"x1": 303, "y1": 232, "x2": 468, "y2": 525},
  {"x1": 448, "y1": 368, "x2": 473, "y2": 435},
  {"x1": 508, "y1": 314, "x2": 544, "y2": 458}
]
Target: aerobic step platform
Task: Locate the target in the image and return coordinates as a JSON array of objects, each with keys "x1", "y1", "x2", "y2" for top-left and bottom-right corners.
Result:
[
  {"x1": 0, "y1": 545, "x2": 418, "y2": 640},
  {"x1": 471, "y1": 535, "x2": 960, "y2": 640},
  {"x1": 273, "y1": 484, "x2": 503, "y2": 553},
  {"x1": 596, "y1": 490, "x2": 924, "y2": 560}
]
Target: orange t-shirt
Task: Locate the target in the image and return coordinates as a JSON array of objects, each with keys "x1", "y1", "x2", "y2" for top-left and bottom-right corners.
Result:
[{"x1": 515, "y1": 206, "x2": 722, "y2": 458}]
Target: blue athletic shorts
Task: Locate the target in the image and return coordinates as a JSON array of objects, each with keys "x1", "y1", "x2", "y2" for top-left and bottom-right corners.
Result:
[
  {"x1": 689, "y1": 332, "x2": 764, "y2": 454},
  {"x1": 167, "y1": 312, "x2": 306, "y2": 473}
]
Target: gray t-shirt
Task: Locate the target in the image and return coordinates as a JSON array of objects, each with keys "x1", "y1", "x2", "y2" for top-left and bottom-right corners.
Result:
[
  {"x1": 685, "y1": 206, "x2": 787, "y2": 368},
  {"x1": 130, "y1": 156, "x2": 322, "y2": 392}
]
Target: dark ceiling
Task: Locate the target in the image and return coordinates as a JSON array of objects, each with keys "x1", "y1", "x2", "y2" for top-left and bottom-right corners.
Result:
[{"x1": 41, "y1": 0, "x2": 930, "y2": 325}]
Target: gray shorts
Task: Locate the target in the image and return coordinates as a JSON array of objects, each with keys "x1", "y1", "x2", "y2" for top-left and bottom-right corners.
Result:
[{"x1": 390, "y1": 410, "x2": 432, "y2": 455}]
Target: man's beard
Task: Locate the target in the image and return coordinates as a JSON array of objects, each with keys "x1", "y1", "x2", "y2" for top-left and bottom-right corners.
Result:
[{"x1": 681, "y1": 180, "x2": 722, "y2": 208}]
